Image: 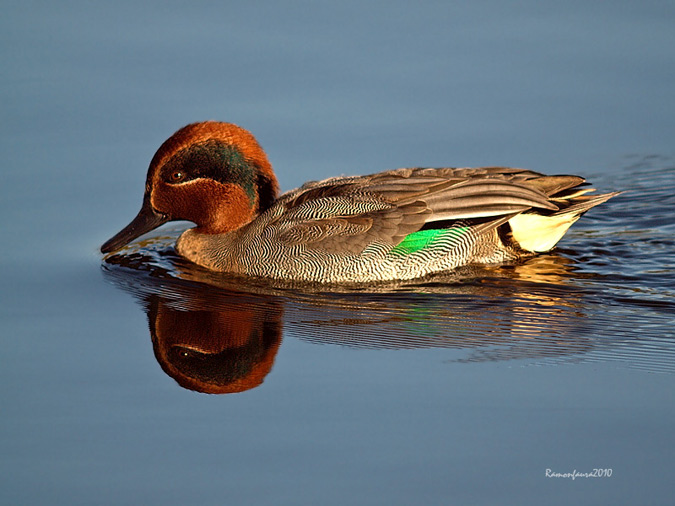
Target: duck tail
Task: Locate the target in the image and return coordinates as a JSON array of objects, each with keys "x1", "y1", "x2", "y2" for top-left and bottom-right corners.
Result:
[{"x1": 508, "y1": 190, "x2": 621, "y2": 252}]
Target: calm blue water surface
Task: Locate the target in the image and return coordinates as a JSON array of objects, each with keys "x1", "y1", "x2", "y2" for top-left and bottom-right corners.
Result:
[{"x1": 2, "y1": 2, "x2": 674, "y2": 505}]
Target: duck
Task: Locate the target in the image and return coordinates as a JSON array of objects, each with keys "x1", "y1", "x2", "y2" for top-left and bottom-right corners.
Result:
[{"x1": 101, "y1": 121, "x2": 619, "y2": 284}]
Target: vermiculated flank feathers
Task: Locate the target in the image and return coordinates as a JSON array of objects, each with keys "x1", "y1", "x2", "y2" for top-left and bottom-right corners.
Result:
[{"x1": 267, "y1": 167, "x2": 614, "y2": 260}]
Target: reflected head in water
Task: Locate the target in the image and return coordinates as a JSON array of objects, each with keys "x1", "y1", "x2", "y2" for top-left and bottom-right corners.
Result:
[{"x1": 146, "y1": 296, "x2": 282, "y2": 394}]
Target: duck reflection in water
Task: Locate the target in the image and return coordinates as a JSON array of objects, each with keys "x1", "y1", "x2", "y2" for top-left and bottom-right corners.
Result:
[
  {"x1": 147, "y1": 294, "x2": 282, "y2": 394},
  {"x1": 103, "y1": 238, "x2": 610, "y2": 394}
]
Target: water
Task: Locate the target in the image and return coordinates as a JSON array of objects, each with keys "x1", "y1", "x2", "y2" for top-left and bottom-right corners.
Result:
[{"x1": 2, "y1": 2, "x2": 674, "y2": 505}]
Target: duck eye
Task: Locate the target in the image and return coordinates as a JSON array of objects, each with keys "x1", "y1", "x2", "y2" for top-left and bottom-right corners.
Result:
[{"x1": 170, "y1": 170, "x2": 185, "y2": 183}]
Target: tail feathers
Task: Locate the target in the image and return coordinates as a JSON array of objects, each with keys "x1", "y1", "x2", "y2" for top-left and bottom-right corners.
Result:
[
  {"x1": 508, "y1": 191, "x2": 621, "y2": 252},
  {"x1": 551, "y1": 191, "x2": 621, "y2": 217}
]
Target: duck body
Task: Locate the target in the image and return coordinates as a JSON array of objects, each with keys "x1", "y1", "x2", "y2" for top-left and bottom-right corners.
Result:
[{"x1": 102, "y1": 122, "x2": 618, "y2": 284}]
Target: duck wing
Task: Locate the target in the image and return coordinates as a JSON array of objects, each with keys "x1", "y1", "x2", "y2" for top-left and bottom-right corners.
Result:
[{"x1": 271, "y1": 167, "x2": 585, "y2": 255}]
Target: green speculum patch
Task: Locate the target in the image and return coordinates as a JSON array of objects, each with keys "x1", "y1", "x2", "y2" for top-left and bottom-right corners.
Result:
[{"x1": 389, "y1": 226, "x2": 469, "y2": 257}]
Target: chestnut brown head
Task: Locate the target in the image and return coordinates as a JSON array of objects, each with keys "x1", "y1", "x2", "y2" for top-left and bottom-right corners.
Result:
[{"x1": 101, "y1": 122, "x2": 279, "y2": 253}]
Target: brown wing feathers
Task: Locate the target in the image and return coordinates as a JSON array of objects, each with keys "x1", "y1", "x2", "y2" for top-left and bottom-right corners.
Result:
[{"x1": 276, "y1": 167, "x2": 603, "y2": 254}]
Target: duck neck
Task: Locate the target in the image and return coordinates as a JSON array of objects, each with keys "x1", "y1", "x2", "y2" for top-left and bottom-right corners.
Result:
[{"x1": 176, "y1": 228, "x2": 240, "y2": 272}]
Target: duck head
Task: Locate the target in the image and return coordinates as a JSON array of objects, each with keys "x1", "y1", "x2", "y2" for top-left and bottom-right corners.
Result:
[{"x1": 101, "y1": 122, "x2": 279, "y2": 253}]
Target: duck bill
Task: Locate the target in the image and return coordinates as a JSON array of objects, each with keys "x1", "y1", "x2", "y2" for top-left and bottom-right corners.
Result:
[{"x1": 101, "y1": 197, "x2": 170, "y2": 253}]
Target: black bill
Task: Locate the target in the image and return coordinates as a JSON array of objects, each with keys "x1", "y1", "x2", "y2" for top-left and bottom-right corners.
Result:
[{"x1": 101, "y1": 196, "x2": 170, "y2": 253}]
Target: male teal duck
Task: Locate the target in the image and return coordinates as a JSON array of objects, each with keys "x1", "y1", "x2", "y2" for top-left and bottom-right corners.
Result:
[{"x1": 101, "y1": 121, "x2": 618, "y2": 283}]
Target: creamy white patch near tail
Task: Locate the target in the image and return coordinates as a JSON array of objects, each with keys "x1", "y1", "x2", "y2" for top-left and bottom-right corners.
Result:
[
  {"x1": 508, "y1": 212, "x2": 580, "y2": 252},
  {"x1": 509, "y1": 190, "x2": 621, "y2": 252}
]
